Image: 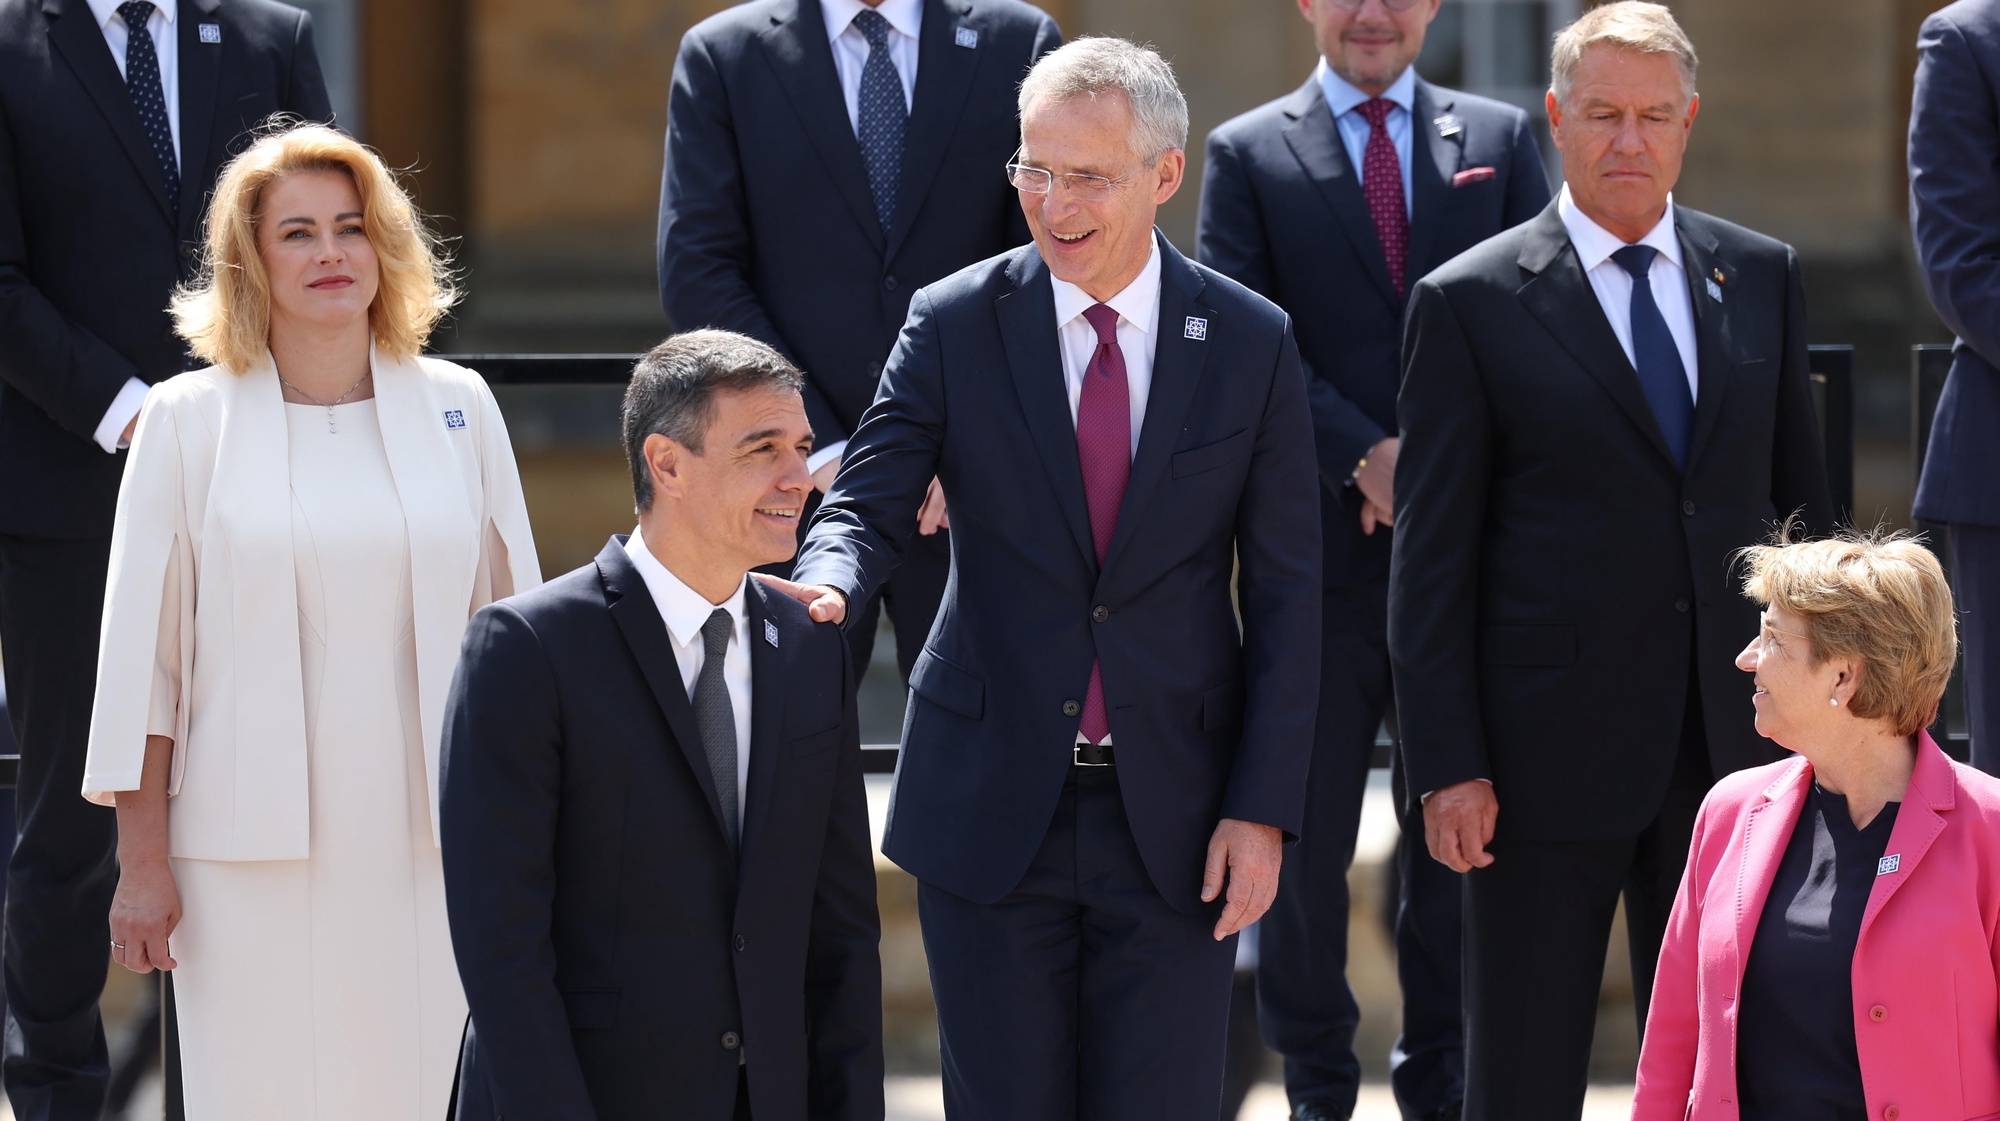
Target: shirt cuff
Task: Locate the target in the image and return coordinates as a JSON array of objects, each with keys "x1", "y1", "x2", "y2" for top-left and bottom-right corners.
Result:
[
  {"x1": 807, "y1": 439, "x2": 847, "y2": 475},
  {"x1": 1420, "y1": 777, "x2": 1493, "y2": 804},
  {"x1": 92, "y1": 378, "x2": 152, "y2": 454}
]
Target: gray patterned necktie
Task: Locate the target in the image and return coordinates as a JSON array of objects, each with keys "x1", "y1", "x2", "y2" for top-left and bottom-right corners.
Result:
[
  {"x1": 853, "y1": 9, "x2": 906, "y2": 231},
  {"x1": 117, "y1": 1, "x2": 178, "y2": 215},
  {"x1": 694, "y1": 608, "x2": 739, "y2": 846}
]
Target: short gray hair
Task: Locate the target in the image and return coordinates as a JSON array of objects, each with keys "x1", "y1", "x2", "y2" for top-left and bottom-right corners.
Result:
[
  {"x1": 1551, "y1": 1, "x2": 1698, "y2": 106},
  {"x1": 1017, "y1": 37, "x2": 1188, "y2": 163},
  {"x1": 622, "y1": 329, "x2": 804, "y2": 513}
]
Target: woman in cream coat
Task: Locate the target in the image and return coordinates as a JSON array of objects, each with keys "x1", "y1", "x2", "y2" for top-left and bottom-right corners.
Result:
[{"x1": 82, "y1": 122, "x2": 539, "y2": 1119}]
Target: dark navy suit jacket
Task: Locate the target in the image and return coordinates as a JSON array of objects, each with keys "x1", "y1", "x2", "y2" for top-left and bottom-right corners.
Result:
[
  {"x1": 440, "y1": 540, "x2": 882, "y2": 1121},
  {"x1": 0, "y1": 0, "x2": 329, "y2": 538},
  {"x1": 1198, "y1": 77, "x2": 1549, "y2": 590},
  {"x1": 657, "y1": 0, "x2": 1059, "y2": 451},
  {"x1": 792, "y1": 233, "x2": 1322, "y2": 910},
  {"x1": 1911, "y1": 0, "x2": 2000, "y2": 527}
]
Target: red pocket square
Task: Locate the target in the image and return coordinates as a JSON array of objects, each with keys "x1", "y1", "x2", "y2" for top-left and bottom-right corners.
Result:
[{"x1": 1452, "y1": 167, "x2": 1496, "y2": 187}]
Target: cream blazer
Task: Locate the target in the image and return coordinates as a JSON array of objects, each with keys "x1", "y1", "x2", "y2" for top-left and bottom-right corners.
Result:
[{"x1": 82, "y1": 348, "x2": 541, "y2": 861}]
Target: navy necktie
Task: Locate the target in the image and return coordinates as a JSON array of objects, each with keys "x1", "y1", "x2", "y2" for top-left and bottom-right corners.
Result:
[
  {"x1": 1612, "y1": 244, "x2": 1694, "y2": 468},
  {"x1": 694, "y1": 608, "x2": 739, "y2": 847},
  {"x1": 118, "y1": 0, "x2": 178, "y2": 216},
  {"x1": 853, "y1": 10, "x2": 906, "y2": 232}
]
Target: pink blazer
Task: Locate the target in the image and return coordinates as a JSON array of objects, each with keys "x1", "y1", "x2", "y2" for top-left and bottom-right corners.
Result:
[{"x1": 1633, "y1": 732, "x2": 2000, "y2": 1121}]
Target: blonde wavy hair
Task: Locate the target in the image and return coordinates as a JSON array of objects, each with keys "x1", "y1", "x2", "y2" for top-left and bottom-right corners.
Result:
[
  {"x1": 1739, "y1": 527, "x2": 1958, "y2": 738},
  {"x1": 172, "y1": 118, "x2": 458, "y2": 371}
]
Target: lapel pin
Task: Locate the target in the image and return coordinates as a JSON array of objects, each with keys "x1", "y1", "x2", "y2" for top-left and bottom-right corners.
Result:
[
  {"x1": 442, "y1": 408, "x2": 467, "y2": 430},
  {"x1": 199, "y1": 22, "x2": 222, "y2": 44},
  {"x1": 764, "y1": 619, "x2": 780, "y2": 648},
  {"x1": 1877, "y1": 853, "x2": 1901, "y2": 876},
  {"x1": 954, "y1": 25, "x2": 979, "y2": 49},
  {"x1": 1433, "y1": 113, "x2": 1463, "y2": 138},
  {"x1": 1711, "y1": 267, "x2": 1726, "y2": 285},
  {"x1": 1184, "y1": 316, "x2": 1208, "y2": 341},
  {"x1": 1705, "y1": 278, "x2": 1723, "y2": 303}
]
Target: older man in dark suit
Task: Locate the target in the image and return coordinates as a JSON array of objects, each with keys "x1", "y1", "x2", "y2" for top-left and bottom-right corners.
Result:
[
  {"x1": 1910, "y1": 0, "x2": 2000, "y2": 772},
  {"x1": 1198, "y1": 1, "x2": 1549, "y2": 1116},
  {"x1": 1388, "y1": 4, "x2": 1834, "y2": 1119},
  {"x1": 658, "y1": 0, "x2": 1059, "y2": 683},
  {"x1": 0, "y1": 3, "x2": 327, "y2": 1115}
]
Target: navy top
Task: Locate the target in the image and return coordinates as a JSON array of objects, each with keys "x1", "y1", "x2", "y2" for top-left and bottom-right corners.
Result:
[{"x1": 1737, "y1": 783, "x2": 1901, "y2": 1121}]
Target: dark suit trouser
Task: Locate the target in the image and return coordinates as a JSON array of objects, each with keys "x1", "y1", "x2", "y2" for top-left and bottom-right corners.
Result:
[
  {"x1": 1256, "y1": 581, "x2": 1462, "y2": 1120},
  {"x1": 785, "y1": 489, "x2": 950, "y2": 681},
  {"x1": 1461, "y1": 682, "x2": 1711, "y2": 1121},
  {"x1": 917, "y1": 766, "x2": 1238, "y2": 1121},
  {"x1": 0, "y1": 535, "x2": 118, "y2": 1121},
  {"x1": 1950, "y1": 523, "x2": 2000, "y2": 773}
]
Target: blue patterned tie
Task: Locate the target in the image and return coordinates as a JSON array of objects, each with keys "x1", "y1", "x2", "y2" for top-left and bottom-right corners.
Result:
[
  {"x1": 118, "y1": 1, "x2": 178, "y2": 216},
  {"x1": 1613, "y1": 244, "x2": 1694, "y2": 469},
  {"x1": 853, "y1": 10, "x2": 906, "y2": 232}
]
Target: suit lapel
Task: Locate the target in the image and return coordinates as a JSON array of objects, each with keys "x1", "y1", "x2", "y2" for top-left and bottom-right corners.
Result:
[
  {"x1": 1731, "y1": 761, "x2": 1809, "y2": 974},
  {"x1": 758, "y1": 0, "x2": 886, "y2": 252},
  {"x1": 884, "y1": 0, "x2": 980, "y2": 262},
  {"x1": 1280, "y1": 81, "x2": 1399, "y2": 311},
  {"x1": 599, "y1": 541, "x2": 736, "y2": 850},
  {"x1": 1676, "y1": 215, "x2": 1736, "y2": 474},
  {"x1": 1104, "y1": 235, "x2": 1209, "y2": 574},
  {"x1": 1406, "y1": 81, "x2": 1464, "y2": 282},
  {"x1": 996, "y1": 249, "x2": 1096, "y2": 569},
  {"x1": 1857, "y1": 733, "x2": 1955, "y2": 946},
  {"x1": 174, "y1": 0, "x2": 224, "y2": 244},
  {"x1": 738, "y1": 582, "x2": 787, "y2": 863},
  {"x1": 1514, "y1": 204, "x2": 1679, "y2": 467},
  {"x1": 44, "y1": 0, "x2": 175, "y2": 227}
]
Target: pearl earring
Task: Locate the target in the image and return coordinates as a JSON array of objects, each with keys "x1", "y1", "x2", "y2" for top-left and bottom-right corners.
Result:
[{"x1": 1829, "y1": 696, "x2": 1840, "y2": 707}]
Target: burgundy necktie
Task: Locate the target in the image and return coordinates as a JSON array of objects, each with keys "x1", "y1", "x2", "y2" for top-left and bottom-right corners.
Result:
[
  {"x1": 1358, "y1": 98, "x2": 1409, "y2": 298},
  {"x1": 1075, "y1": 303, "x2": 1130, "y2": 744}
]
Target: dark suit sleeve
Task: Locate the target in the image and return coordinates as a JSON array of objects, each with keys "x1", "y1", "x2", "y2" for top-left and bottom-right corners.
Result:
[
  {"x1": 791, "y1": 288, "x2": 947, "y2": 608},
  {"x1": 1388, "y1": 278, "x2": 1493, "y2": 802},
  {"x1": 804, "y1": 636, "x2": 885, "y2": 1121},
  {"x1": 0, "y1": 105, "x2": 140, "y2": 440},
  {"x1": 1001, "y1": 16, "x2": 1065, "y2": 249},
  {"x1": 656, "y1": 29, "x2": 842, "y2": 443},
  {"x1": 1501, "y1": 112, "x2": 1553, "y2": 227},
  {"x1": 1910, "y1": 10, "x2": 2000, "y2": 366},
  {"x1": 1772, "y1": 247, "x2": 1836, "y2": 532},
  {"x1": 1220, "y1": 319, "x2": 1322, "y2": 835},
  {"x1": 1197, "y1": 130, "x2": 1387, "y2": 484},
  {"x1": 439, "y1": 603, "x2": 600, "y2": 1121},
  {"x1": 284, "y1": 9, "x2": 334, "y2": 122}
]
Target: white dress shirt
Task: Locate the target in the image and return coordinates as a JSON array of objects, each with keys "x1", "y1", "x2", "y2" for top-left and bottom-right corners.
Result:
[
  {"x1": 1316, "y1": 58, "x2": 1415, "y2": 218},
  {"x1": 1050, "y1": 238, "x2": 1162, "y2": 458},
  {"x1": 1557, "y1": 183, "x2": 1700, "y2": 401},
  {"x1": 86, "y1": 0, "x2": 180, "y2": 454},
  {"x1": 624, "y1": 529, "x2": 753, "y2": 830}
]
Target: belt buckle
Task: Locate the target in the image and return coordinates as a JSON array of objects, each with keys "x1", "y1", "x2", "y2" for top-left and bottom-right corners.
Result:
[{"x1": 1073, "y1": 743, "x2": 1112, "y2": 767}]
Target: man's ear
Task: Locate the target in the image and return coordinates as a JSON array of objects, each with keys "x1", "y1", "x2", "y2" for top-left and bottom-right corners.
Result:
[{"x1": 645, "y1": 433, "x2": 686, "y2": 502}]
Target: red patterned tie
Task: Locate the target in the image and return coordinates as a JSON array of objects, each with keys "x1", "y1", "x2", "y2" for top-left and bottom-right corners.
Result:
[
  {"x1": 1075, "y1": 303, "x2": 1130, "y2": 744},
  {"x1": 1358, "y1": 98, "x2": 1409, "y2": 298}
]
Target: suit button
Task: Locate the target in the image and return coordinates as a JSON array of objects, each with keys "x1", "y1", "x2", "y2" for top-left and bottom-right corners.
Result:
[
  {"x1": 1884, "y1": 1106, "x2": 1900, "y2": 1121},
  {"x1": 1062, "y1": 700, "x2": 1081, "y2": 717},
  {"x1": 1682, "y1": 499, "x2": 1696, "y2": 516},
  {"x1": 734, "y1": 933, "x2": 747, "y2": 952},
  {"x1": 721, "y1": 1031, "x2": 741, "y2": 1051},
  {"x1": 883, "y1": 274, "x2": 899, "y2": 291},
  {"x1": 1675, "y1": 598, "x2": 1690, "y2": 613},
  {"x1": 1091, "y1": 605, "x2": 1110, "y2": 623},
  {"x1": 1868, "y1": 1004, "x2": 1887, "y2": 1022}
]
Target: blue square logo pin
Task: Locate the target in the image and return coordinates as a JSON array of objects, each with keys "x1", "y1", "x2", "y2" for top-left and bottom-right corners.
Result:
[
  {"x1": 199, "y1": 22, "x2": 222, "y2": 44},
  {"x1": 763, "y1": 619, "x2": 780, "y2": 647},
  {"x1": 443, "y1": 409, "x2": 466, "y2": 430},
  {"x1": 954, "y1": 25, "x2": 979, "y2": 49},
  {"x1": 1433, "y1": 113, "x2": 1463, "y2": 138},
  {"x1": 1877, "y1": 853, "x2": 1901, "y2": 876},
  {"x1": 1705, "y1": 278, "x2": 1723, "y2": 303},
  {"x1": 1184, "y1": 316, "x2": 1208, "y2": 341}
]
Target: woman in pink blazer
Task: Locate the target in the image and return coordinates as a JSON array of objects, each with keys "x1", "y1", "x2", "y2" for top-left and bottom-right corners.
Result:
[{"x1": 1633, "y1": 532, "x2": 2000, "y2": 1121}]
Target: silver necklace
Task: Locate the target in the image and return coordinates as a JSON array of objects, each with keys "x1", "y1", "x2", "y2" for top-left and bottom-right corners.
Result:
[{"x1": 278, "y1": 370, "x2": 371, "y2": 434}]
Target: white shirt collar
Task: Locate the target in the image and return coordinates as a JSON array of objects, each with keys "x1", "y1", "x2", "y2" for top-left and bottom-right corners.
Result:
[
  {"x1": 822, "y1": 0, "x2": 921, "y2": 43},
  {"x1": 1315, "y1": 57, "x2": 1415, "y2": 121},
  {"x1": 1050, "y1": 236, "x2": 1163, "y2": 337},
  {"x1": 87, "y1": 0, "x2": 175, "y2": 30},
  {"x1": 1557, "y1": 182, "x2": 1682, "y2": 273},
  {"x1": 623, "y1": 528, "x2": 748, "y2": 651}
]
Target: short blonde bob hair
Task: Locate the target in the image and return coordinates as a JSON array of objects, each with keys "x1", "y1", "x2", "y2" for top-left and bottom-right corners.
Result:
[
  {"x1": 1739, "y1": 528, "x2": 1958, "y2": 738},
  {"x1": 1551, "y1": 1, "x2": 1698, "y2": 107},
  {"x1": 172, "y1": 118, "x2": 457, "y2": 371}
]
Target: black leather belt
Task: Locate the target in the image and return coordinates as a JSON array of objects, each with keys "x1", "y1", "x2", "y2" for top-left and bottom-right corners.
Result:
[{"x1": 1073, "y1": 741, "x2": 1115, "y2": 767}]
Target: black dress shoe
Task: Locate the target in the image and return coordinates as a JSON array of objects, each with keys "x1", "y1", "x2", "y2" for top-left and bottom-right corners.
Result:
[{"x1": 1289, "y1": 1104, "x2": 1349, "y2": 1121}]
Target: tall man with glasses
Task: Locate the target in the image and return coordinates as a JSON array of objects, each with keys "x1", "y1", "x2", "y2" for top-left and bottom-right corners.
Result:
[
  {"x1": 767, "y1": 37, "x2": 1322, "y2": 1120},
  {"x1": 658, "y1": 0, "x2": 1059, "y2": 688},
  {"x1": 1388, "y1": 5, "x2": 1832, "y2": 1118},
  {"x1": 0, "y1": 3, "x2": 328, "y2": 1116},
  {"x1": 1198, "y1": 1, "x2": 1549, "y2": 1116}
]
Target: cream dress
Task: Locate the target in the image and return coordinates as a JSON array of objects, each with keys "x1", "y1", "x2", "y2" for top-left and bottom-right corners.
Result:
[{"x1": 165, "y1": 400, "x2": 464, "y2": 1119}]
